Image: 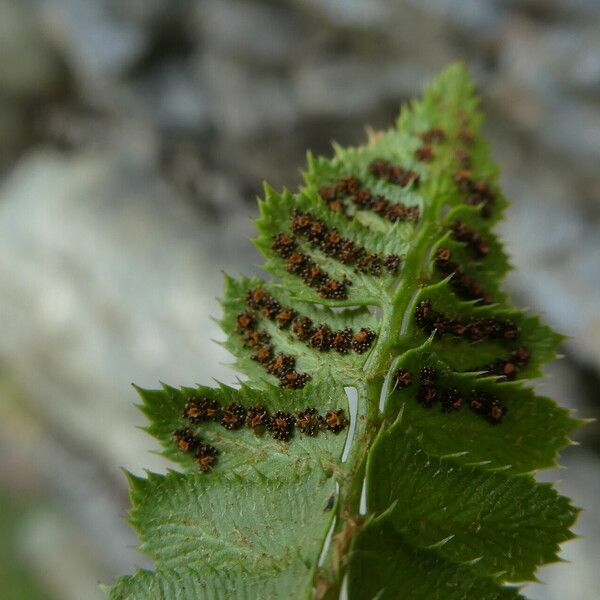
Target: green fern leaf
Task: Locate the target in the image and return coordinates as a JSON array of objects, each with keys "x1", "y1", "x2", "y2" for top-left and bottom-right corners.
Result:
[{"x1": 106, "y1": 63, "x2": 583, "y2": 599}]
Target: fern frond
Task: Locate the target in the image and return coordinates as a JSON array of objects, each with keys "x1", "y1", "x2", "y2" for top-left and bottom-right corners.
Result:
[{"x1": 106, "y1": 63, "x2": 583, "y2": 600}]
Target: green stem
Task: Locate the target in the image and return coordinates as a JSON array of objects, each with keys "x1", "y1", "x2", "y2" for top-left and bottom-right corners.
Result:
[{"x1": 315, "y1": 193, "x2": 443, "y2": 599}]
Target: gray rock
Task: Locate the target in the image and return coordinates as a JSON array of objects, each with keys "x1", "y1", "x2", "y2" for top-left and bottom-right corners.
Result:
[
  {"x1": 197, "y1": 0, "x2": 308, "y2": 67},
  {"x1": 288, "y1": 0, "x2": 396, "y2": 28},
  {"x1": 37, "y1": 0, "x2": 146, "y2": 79},
  {"x1": 494, "y1": 127, "x2": 600, "y2": 368},
  {"x1": 0, "y1": 0, "x2": 64, "y2": 99},
  {"x1": 131, "y1": 61, "x2": 210, "y2": 132},
  {"x1": 0, "y1": 148, "x2": 251, "y2": 473},
  {"x1": 199, "y1": 53, "x2": 298, "y2": 139},
  {"x1": 293, "y1": 58, "x2": 429, "y2": 117}
]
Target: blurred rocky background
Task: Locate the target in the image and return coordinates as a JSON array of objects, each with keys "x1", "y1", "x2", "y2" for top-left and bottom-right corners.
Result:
[{"x1": 0, "y1": 1, "x2": 598, "y2": 598}]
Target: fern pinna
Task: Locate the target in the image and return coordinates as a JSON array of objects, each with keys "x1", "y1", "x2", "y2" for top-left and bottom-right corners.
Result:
[{"x1": 107, "y1": 64, "x2": 583, "y2": 599}]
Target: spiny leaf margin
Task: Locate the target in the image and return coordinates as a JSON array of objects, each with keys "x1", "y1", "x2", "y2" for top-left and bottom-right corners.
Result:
[{"x1": 107, "y1": 63, "x2": 583, "y2": 600}]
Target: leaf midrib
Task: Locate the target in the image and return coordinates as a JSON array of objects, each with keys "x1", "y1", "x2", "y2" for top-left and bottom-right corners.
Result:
[{"x1": 316, "y1": 150, "x2": 450, "y2": 596}]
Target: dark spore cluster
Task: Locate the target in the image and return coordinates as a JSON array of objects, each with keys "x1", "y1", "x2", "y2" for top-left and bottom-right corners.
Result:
[
  {"x1": 472, "y1": 346, "x2": 531, "y2": 381},
  {"x1": 236, "y1": 291, "x2": 312, "y2": 389},
  {"x1": 453, "y1": 170, "x2": 496, "y2": 218},
  {"x1": 296, "y1": 407, "x2": 324, "y2": 436},
  {"x1": 175, "y1": 397, "x2": 349, "y2": 469},
  {"x1": 368, "y1": 159, "x2": 420, "y2": 188},
  {"x1": 196, "y1": 444, "x2": 219, "y2": 472},
  {"x1": 279, "y1": 371, "x2": 312, "y2": 390},
  {"x1": 469, "y1": 389, "x2": 506, "y2": 423},
  {"x1": 458, "y1": 128, "x2": 475, "y2": 145},
  {"x1": 288, "y1": 211, "x2": 401, "y2": 276},
  {"x1": 414, "y1": 299, "x2": 519, "y2": 342},
  {"x1": 451, "y1": 220, "x2": 490, "y2": 258},
  {"x1": 324, "y1": 409, "x2": 348, "y2": 433},
  {"x1": 245, "y1": 403, "x2": 269, "y2": 431},
  {"x1": 241, "y1": 287, "x2": 377, "y2": 357},
  {"x1": 183, "y1": 397, "x2": 222, "y2": 423},
  {"x1": 221, "y1": 403, "x2": 247, "y2": 430},
  {"x1": 454, "y1": 147, "x2": 471, "y2": 169},
  {"x1": 434, "y1": 246, "x2": 492, "y2": 304},
  {"x1": 318, "y1": 171, "x2": 420, "y2": 224},
  {"x1": 393, "y1": 367, "x2": 412, "y2": 389},
  {"x1": 267, "y1": 411, "x2": 295, "y2": 441},
  {"x1": 413, "y1": 366, "x2": 507, "y2": 423},
  {"x1": 419, "y1": 128, "x2": 446, "y2": 144},
  {"x1": 268, "y1": 234, "x2": 351, "y2": 300},
  {"x1": 172, "y1": 428, "x2": 219, "y2": 472},
  {"x1": 415, "y1": 144, "x2": 435, "y2": 162},
  {"x1": 235, "y1": 311, "x2": 256, "y2": 332},
  {"x1": 351, "y1": 328, "x2": 377, "y2": 354}
]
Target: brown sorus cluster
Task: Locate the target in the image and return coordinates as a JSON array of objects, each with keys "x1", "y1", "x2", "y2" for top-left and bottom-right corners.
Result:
[
  {"x1": 369, "y1": 159, "x2": 420, "y2": 188},
  {"x1": 246, "y1": 286, "x2": 268, "y2": 309},
  {"x1": 242, "y1": 287, "x2": 377, "y2": 356},
  {"x1": 454, "y1": 118, "x2": 475, "y2": 167},
  {"x1": 454, "y1": 147, "x2": 471, "y2": 169},
  {"x1": 175, "y1": 398, "x2": 348, "y2": 472},
  {"x1": 238, "y1": 291, "x2": 311, "y2": 389},
  {"x1": 271, "y1": 232, "x2": 297, "y2": 258},
  {"x1": 252, "y1": 344, "x2": 273, "y2": 364},
  {"x1": 325, "y1": 409, "x2": 348, "y2": 433},
  {"x1": 415, "y1": 144, "x2": 435, "y2": 162},
  {"x1": 419, "y1": 128, "x2": 446, "y2": 143},
  {"x1": 420, "y1": 365, "x2": 436, "y2": 386},
  {"x1": 454, "y1": 116, "x2": 475, "y2": 170},
  {"x1": 221, "y1": 403, "x2": 247, "y2": 430},
  {"x1": 291, "y1": 316, "x2": 314, "y2": 341},
  {"x1": 351, "y1": 328, "x2": 377, "y2": 353},
  {"x1": 301, "y1": 320, "x2": 376, "y2": 355},
  {"x1": 393, "y1": 367, "x2": 413, "y2": 389},
  {"x1": 279, "y1": 370, "x2": 312, "y2": 390},
  {"x1": 172, "y1": 428, "x2": 199, "y2": 453},
  {"x1": 309, "y1": 324, "x2": 333, "y2": 351},
  {"x1": 454, "y1": 170, "x2": 496, "y2": 218},
  {"x1": 296, "y1": 407, "x2": 324, "y2": 436},
  {"x1": 384, "y1": 254, "x2": 403, "y2": 273},
  {"x1": 270, "y1": 235, "x2": 350, "y2": 299},
  {"x1": 414, "y1": 299, "x2": 519, "y2": 342},
  {"x1": 469, "y1": 389, "x2": 507, "y2": 423},
  {"x1": 264, "y1": 353, "x2": 295, "y2": 377},
  {"x1": 267, "y1": 410, "x2": 296, "y2": 441},
  {"x1": 331, "y1": 328, "x2": 353, "y2": 354},
  {"x1": 441, "y1": 387, "x2": 464, "y2": 412},
  {"x1": 415, "y1": 367, "x2": 507, "y2": 423},
  {"x1": 196, "y1": 444, "x2": 219, "y2": 472},
  {"x1": 434, "y1": 246, "x2": 492, "y2": 304},
  {"x1": 183, "y1": 397, "x2": 221, "y2": 423},
  {"x1": 275, "y1": 308, "x2": 297, "y2": 329},
  {"x1": 235, "y1": 311, "x2": 256, "y2": 332},
  {"x1": 318, "y1": 177, "x2": 356, "y2": 216},
  {"x1": 287, "y1": 251, "x2": 349, "y2": 299},
  {"x1": 458, "y1": 128, "x2": 475, "y2": 145},
  {"x1": 245, "y1": 403, "x2": 269, "y2": 432},
  {"x1": 351, "y1": 188, "x2": 420, "y2": 223},
  {"x1": 472, "y1": 346, "x2": 531, "y2": 381},
  {"x1": 319, "y1": 172, "x2": 419, "y2": 223},
  {"x1": 172, "y1": 428, "x2": 219, "y2": 472},
  {"x1": 243, "y1": 329, "x2": 270, "y2": 349},
  {"x1": 287, "y1": 211, "x2": 402, "y2": 276},
  {"x1": 418, "y1": 366, "x2": 438, "y2": 408},
  {"x1": 451, "y1": 220, "x2": 490, "y2": 258},
  {"x1": 181, "y1": 395, "x2": 348, "y2": 441}
]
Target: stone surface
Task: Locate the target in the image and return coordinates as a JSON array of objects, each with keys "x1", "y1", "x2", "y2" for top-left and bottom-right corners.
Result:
[{"x1": 0, "y1": 147, "x2": 255, "y2": 470}]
